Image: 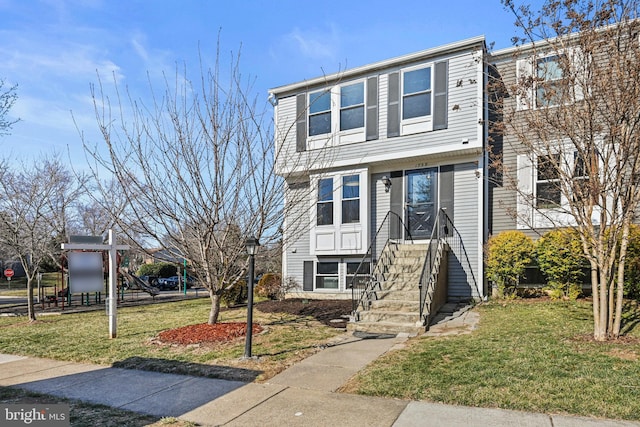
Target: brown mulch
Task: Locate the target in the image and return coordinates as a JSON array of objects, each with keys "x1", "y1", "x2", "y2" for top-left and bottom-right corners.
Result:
[
  {"x1": 156, "y1": 299, "x2": 352, "y2": 345},
  {"x1": 257, "y1": 298, "x2": 352, "y2": 327},
  {"x1": 157, "y1": 322, "x2": 263, "y2": 345}
]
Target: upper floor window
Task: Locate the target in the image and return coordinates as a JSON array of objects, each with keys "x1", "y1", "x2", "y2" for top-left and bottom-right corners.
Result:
[
  {"x1": 536, "y1": 154, "x2": 561, "y2": 209},
  {"x1": 536, "y1": 55, "x2": 565, "y2": 108},
  {"x1": 341, "y1": 175, "x2": 360, "y2": 224},
  {"x1": 340, "y1": 82, "x2": 365, "y2": 131},
  {"x1": 309, "y1": 90, "x2": 331, "y2": 136},
  {"x1": 403, "y1": 67, "x2": 432, "y2": 120},
  {"x1": 317, "y1": 178, "x2": 333, "y2": 225}
]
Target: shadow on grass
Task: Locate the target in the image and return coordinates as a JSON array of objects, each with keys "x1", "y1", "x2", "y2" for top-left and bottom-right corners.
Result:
[
  {"x1": 257, "y1": 299, "x2": 352, "y2": 328},
  {"x1": 112, "y1": 356, "x2": 262, "y2": 382},
  {"x1": 621, "y1": 301, "x2": 640, "y2": 335}
]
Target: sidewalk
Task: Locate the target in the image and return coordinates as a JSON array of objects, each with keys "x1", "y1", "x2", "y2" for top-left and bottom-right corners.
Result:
[{"x1": 1, "y1": 323, "x2": 638, "y2": 426}]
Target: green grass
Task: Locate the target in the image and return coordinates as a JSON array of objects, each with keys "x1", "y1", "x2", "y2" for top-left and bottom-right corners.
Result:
[
  {"x1": 0, "y1": 298, "x2": 343, "y2": 381},
  {"x1": 0, "y1": 272, "x2": 63, "y2": 296},
  {"x1": 342, "y1": 300, "x2": 640, "y2": 421}
]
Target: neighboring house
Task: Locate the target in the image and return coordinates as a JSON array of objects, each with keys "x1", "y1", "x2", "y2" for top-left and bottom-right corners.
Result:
[
  {"x1": 489, "y1": 41, "x2": 589, "y2": 235},
  {"x1": 270, "y1": 35, "x2": 489, "y2": 327}
]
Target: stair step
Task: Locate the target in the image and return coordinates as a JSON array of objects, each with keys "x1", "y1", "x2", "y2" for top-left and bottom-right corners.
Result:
[
  {"x1": 380, "y1": 272, "x2": 421, "y2": 281},
  {"x1": 370, "y1": 299, "x2": 420, "y2": 311},
  {"x1": 359, "y1": 310, "x2": 420, "y2": 324},
  {"x1": 347, "y1": 320, "x2": 424, "y2": 335},
  {"x1": 375, "y1": 289, "x2": 420, "y2": 300},
  {"x1": 378, "y1": 280, "x2": 420, "y2": 292}
]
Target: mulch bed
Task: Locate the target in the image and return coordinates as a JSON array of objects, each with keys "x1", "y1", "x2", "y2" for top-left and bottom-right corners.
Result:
[
  {"x1": 156, "y1": 299, "x2": 352, "y2": 345},
  {"x1": 157, "y1": 322, "x2": 263, "y2": 345}
]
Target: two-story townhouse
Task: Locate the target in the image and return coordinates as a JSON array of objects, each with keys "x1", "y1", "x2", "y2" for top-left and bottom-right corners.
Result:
[
  {"x1": 489, "y1": 38, "x2": 598, "y2": 236},
  {"x1": 488, "y1": 21, "x2": 640, "y2": 313},
  {"x1": 270, "y1": 36, "x2": 489, "y2": 329}
]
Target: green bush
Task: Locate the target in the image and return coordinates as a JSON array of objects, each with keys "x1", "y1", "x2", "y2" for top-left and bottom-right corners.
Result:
[
  {"x1": 255, "y1": 273, "x2": 283, "y2": 300},
  {"x1": 220, "y1": 280, "x2": 248, "y2": 308},
  {"x1": 136, "y1": 262, "x2": 177, "y2": 278},
  {"x1": 486, "y1": 231, "x2": 535, "y2": 298},
  {"x1": 536, "y1": 228, "x2": 586, "y2": 300},
  {"x1": 624, "y1": 225, "x2": 640, "y2": 300}
]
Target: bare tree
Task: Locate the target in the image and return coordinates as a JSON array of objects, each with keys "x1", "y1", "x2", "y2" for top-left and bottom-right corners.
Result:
[
  {"x1": 0, "y1": 78, "x2": 18, "y2": 137},
  {"x1": 0, "y1": 156, "x2": 86, "y2": 320},
  {"x1": 495, "y1": 0, "x2": 640, "y2": 340},
  {"x1": 82, "y1": 45, "x2": 286, "y2": 324}
]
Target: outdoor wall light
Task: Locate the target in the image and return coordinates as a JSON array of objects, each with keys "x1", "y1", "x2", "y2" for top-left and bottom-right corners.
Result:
[
  {"x1": 267, "y1": 93, "x2": 278, "y2": 107},
  {"x1": 381, "y1": 175, "x2": 392, "y2": 192}
]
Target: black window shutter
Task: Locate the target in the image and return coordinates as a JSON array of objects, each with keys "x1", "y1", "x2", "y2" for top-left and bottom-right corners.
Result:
[
  {"x1": 440, "y1": 164, "x2": 454, "y2": 224},
  {"x1": 387, "y1": 72, "x2": 400, "y2": 137},
  {"x1": 296, "y1": 94, "x2": 307, "y2": 152},
  {"x1": 366, "y1": 76, "x2": 379, "y2": 141},
  {"x1": 303, "y1": 261, "x2": 313, "y2": 291},
  {"x1": 389, "y1": 170, "x2": 404, "y2": 239},
  {"x1": 433, "y1": 61, "x2": 449, "y2": 131}
]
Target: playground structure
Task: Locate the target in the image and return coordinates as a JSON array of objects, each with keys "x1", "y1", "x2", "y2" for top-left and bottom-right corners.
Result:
[{"x1": 121, "y1": 271, "x2": 160, "y2": 296}]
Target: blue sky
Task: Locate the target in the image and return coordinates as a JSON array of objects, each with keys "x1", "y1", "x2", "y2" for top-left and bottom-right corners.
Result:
[{"x1": 0, "y1": 0, "x2": 533, "y2": 166}]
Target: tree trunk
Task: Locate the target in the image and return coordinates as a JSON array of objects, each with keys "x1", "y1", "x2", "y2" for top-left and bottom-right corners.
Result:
[
  {"x1": 26, "y1": 277, "x2": 36, "y2": 322},
  {"x1": 208, "y1": 290, "x2": 221, "y2": 325},
  {"x1": 613, "y1": 220, "x2": 631, "y2": 337},
  {"x1": 590, "y1": 261, "x2": 603, "y2": 340},
  {"x1": 598, "y1": 267, "x2": 609, "y2": 341}
]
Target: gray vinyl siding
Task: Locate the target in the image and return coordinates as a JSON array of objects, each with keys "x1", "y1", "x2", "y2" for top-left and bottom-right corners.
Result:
[
  {"x1": 488, "y1": 56, "x2": 519, "y2": 235},
  {"x1": 274, "y1": 47, "x2": 484, "y2": 176},
  {"x1": 283, "y1": 181, "x2": 311, "y2": 291},
  {"x1": 371, "y1": 172, "x2": 391, "y2": 262},
  {"x1": 448, "y1": 162, "x2": 481, "y2": 298}
]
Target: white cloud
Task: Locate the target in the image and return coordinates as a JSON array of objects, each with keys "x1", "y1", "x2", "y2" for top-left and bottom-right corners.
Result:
[{"x1": 280, "y1": 24, "x2": 341, "y2": 62}]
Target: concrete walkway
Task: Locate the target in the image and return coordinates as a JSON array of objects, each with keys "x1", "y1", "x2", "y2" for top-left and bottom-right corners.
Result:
[{"x1": 1, "y1": 312, "x2": 638, "y2": 426}]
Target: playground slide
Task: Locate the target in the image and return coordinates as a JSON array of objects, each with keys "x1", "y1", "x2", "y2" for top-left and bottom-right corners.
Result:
[{"x1": 122, "y1": 272, "x2": 161, "y2": 296}]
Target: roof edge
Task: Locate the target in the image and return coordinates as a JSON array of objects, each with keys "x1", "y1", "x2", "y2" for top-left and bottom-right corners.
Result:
[{"x1": 270, "y1": 35, "x2": 486, "y2": 96}]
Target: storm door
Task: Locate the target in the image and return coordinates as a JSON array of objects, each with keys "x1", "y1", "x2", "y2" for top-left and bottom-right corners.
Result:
[{"x1": 405, "y1": 168, "x2": 438, "y2": 239}]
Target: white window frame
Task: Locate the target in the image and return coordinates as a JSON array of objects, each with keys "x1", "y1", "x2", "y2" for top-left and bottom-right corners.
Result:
[
  {"x1": 315, "y1": 260, "x2": 340, "y2": 291},
  {"x1": 341, "y1": 174, "x2": 360, "y2": 224},
  {"x1": 516, "y1": 142, "x2": 602, "y2": 229},
  {"x1": 316, "y1": 177, "x2": 334, "y2": 226},
  {"x1": 535, "y1": 54, "x2": 566, "y2": 108},
  {"x1": 314, "y1": 258, "x2": 370, "y2": 292},
  {"x1": 310, "y1": 168, "x2": 369, "y2": 255},
  {"x1": 400, "y1": 64, "x2": 433, "y2": 135},
  {"x1": 307, "y1": 79, "x2": 367, "y2": 149},
  {"x1": 308, "y1": 89, "x2": 332, "y2": 137},
  {"x1": 535, "y1": 153, "x2": 562, "y2": 209},
  {"x1": 516, "y1": 48, "x2": 585, "y2": 111}
]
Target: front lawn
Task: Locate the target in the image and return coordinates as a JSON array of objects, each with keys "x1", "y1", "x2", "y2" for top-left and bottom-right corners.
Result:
[
  {"x1": 0, "y1": 298, "x2": 348, "y2": 382},
  {"x1": 341, "y1": 300, "x2": 640, "y2": 421}
]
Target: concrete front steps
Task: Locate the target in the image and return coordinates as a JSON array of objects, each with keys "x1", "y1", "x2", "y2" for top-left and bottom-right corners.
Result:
[{"x1": 349, "y1": 243, "x2": 427, "y2": 335}]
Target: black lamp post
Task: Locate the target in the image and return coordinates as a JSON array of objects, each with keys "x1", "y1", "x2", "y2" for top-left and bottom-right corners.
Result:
[{"x1": 244, "y1": 236, "x2": 260, "y2": 358}]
